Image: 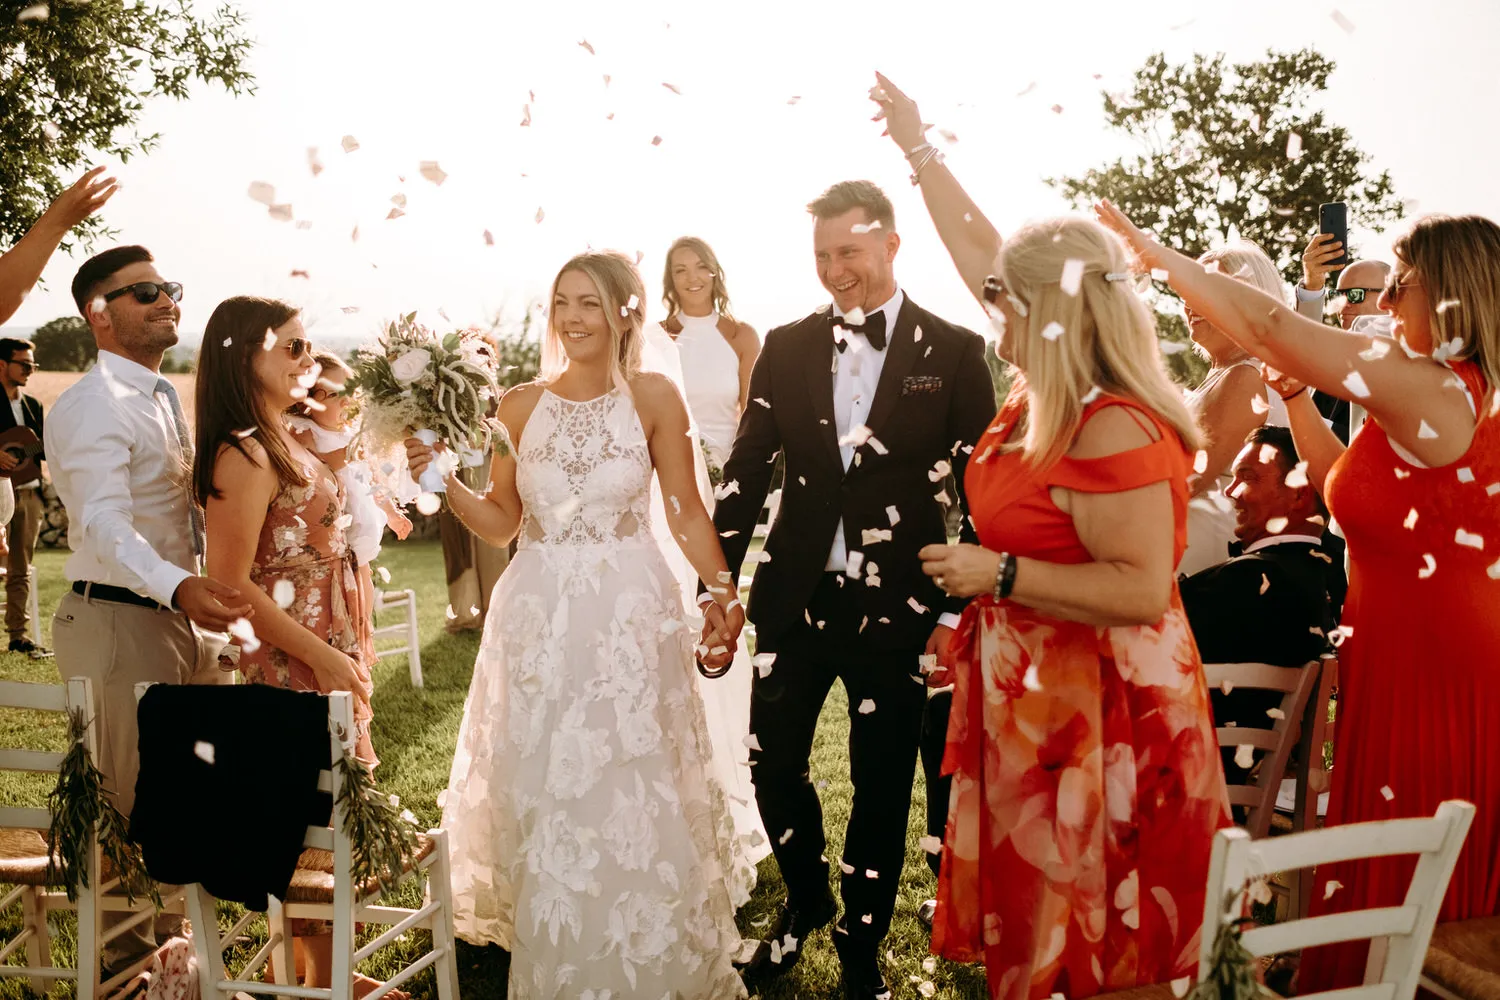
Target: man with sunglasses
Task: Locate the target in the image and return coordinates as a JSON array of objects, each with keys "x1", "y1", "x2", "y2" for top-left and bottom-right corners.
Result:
[
  {"x1": 0, "y1": 337, "x2": 51, "y2": 658},
  {"x1": 1296, "y1": 231, "x2": 1392, "y2": 442},
  {"x1": 47, "y1": 244, "x2": 252, "y2": 975}
]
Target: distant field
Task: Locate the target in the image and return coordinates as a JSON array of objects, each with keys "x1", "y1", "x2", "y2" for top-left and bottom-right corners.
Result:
[{"x1": 26, "y1": 370, "x2": 198, "y2": 428}]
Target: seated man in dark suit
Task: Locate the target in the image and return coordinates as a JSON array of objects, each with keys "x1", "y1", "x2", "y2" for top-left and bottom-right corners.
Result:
[{"x1": 1180, "y1": 425, "x2": 1338, "y2": 783}]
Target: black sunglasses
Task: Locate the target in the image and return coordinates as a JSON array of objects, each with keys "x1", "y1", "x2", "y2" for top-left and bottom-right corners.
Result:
[
  {"x1": 1340, "y1": 287, "x2": 1385, "y2": 305},
  {"x1": 103, "y1": 281, "x2": 184, "y2": 306},
  {"x1": 7, "y1": 360, "x2": 35, "y2": 373}
]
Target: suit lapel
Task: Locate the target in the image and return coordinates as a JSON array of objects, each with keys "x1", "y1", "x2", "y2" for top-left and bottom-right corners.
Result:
[
  {"x1": 801, "y1": 315, "x2": 843, "y2": 470},
  {"x1": 864, "y1": 296, "x2": 922, "y2": 441}
]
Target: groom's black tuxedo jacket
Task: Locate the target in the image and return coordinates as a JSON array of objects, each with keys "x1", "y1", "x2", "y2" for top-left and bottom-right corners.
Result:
[{"x1": 711, "y1": 296, "x2": 996, "y2": 651}]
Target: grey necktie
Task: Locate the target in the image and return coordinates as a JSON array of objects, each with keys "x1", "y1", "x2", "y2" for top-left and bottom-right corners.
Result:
[{"x1": 155, "y1": 378, "x2": 206, "y2": 559}]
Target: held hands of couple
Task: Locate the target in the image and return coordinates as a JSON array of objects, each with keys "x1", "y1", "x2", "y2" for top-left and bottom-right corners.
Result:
[{"x1": 696, "y1": 599, "x2": 745, "y2": 674}]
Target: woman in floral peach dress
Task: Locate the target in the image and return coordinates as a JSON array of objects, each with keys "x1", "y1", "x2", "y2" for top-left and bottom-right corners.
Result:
[
  {"x1": 193, "y1": 296, "x2": 387, "y2": 998},
  {"x1": 871, "y1": 74, "x2": 1231, "y2": 1000}
]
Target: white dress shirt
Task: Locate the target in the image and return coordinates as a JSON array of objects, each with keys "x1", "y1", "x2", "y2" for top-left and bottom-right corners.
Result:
[
  {"x1": 826, "y1": 289, "x2": 962, "y2": 631},
  {"x1": 44, "y1": 351, "x2": 198, "y2": 608},
  {"x1": 827, "y1": 288, "x2": 904, "y2": 572}
]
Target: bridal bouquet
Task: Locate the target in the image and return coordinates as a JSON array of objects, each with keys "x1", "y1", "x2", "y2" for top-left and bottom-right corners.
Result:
[{"x1": 347, "y1": 313, "x2": 500, "y2": 493}]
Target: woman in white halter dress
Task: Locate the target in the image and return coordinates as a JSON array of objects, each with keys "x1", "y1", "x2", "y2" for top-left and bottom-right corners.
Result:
[
  {"x1": 418, "y1": 251, "x2": 754, "y2": 999},
  {"x1": 640, "y1": 236, "x2": 770, "y2": 870},
  {"x1": 1178, "y1": 242, "x2": 1291, "y2": 577}
]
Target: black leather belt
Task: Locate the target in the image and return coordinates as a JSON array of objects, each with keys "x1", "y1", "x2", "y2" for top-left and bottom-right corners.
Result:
[{"x1": 72, "y1": 581, "x2": 170, "y2": 611}]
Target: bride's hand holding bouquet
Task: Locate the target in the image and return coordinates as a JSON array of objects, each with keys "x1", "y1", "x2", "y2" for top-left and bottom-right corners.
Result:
[{"x1": 347, "y1": 314, "x2": 501, "y2": 494}]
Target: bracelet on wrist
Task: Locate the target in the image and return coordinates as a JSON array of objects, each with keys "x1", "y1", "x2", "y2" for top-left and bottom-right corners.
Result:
[
  {"x1": 1279, "y1": 386, "x2": 1309, "y2": 402},
  {"x1": 991, "y1": 552, "x2": 1017, "y2": 601}
]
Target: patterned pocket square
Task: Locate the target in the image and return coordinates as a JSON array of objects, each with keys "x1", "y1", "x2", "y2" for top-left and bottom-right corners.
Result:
[{"x1": 901, "y1": 375, "x2": 944, "y2": 396}]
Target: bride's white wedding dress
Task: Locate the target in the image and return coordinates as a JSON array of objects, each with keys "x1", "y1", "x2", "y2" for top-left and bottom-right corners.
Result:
[{"x1": 440, "y1": 386, "x2": 751, "y2": 999}]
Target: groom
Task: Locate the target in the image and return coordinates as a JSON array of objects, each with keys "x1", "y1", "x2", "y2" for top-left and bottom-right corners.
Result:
[{"x1": 703, "y1": 180, "x2": 995, "y2": 998}]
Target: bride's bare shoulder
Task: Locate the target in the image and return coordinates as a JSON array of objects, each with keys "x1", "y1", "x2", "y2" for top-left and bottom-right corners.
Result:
[{"x1": 496, "y1": 381, "x2": 546, "y2": 438}]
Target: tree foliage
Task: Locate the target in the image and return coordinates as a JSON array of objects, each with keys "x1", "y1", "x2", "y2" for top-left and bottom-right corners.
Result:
[
  {"x1": 1049, "y1": 48, "x2": 1405, "y2": 386},
  {"x1": 0, "y1": 0, "x2": 254, "y2": 249},
  {"x1": 32, "y1": 314, "x2": 94, "y2": 371}
]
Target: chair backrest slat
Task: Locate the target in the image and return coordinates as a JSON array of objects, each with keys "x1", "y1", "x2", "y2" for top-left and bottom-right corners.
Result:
[
  {"x1": 0, "y1": 749, "x2": 67, "y2": 774},
  {"x1": 0, "y1": 680, "x2": 68, "y2": 713},
  {"x1": 304, "y1": 826, "x2": 335, "y2": 852},
  {"x1": 1242, "y1": 906, "x2": 1419, "y2": 955},
  {"x1": 1248, "y1": 816, "x2": 1453, "y2": 874},
  {"x1": 0, "y1": 805, "x2": 54, "y2": 830}
]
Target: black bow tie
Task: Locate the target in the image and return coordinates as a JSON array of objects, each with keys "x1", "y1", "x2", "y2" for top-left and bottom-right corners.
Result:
[
  {"x1": 831, "y1": 310, "x2": 888, "y2": 351},
  {"x1": 1227, "y1": 541, "x2": 1246, "y2": 557}
]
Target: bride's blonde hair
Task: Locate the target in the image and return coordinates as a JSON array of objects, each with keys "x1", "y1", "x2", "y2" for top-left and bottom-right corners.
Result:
[
  {"x1": 540, "y1": 250, "x2": 646, "y2": 394},
  {"x1": 998, "y1": 217, "x2": 1202, "y2": 469}
]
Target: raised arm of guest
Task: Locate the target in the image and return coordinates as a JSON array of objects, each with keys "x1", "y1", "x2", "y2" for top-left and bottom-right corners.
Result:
[
  {"x1": 871, "y1": 72, "x2": 1001, "y2": 302},
  {"x1": 0, "y1": 168, "x2": 117, "y2": 324},
  {"x1": 1096, "y1": 200, "x2": 1479, "y2": 470}
]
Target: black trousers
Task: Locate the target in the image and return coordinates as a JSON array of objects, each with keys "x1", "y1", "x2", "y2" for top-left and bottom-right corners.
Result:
[
  {"x1": 749, "y1": 573, "x2": 927, "y2": 954},
  {"x1": 920, "y1": 687, "x2": 954, "y2": 880}
]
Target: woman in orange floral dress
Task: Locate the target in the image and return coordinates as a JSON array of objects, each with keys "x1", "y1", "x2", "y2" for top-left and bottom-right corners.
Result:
[
  {"x1": 192, "y1": 296, "x2": 391, "y2": 999},
  {"x1": 872, "y1": 75, "x2": 1231, "y2": 1000}
]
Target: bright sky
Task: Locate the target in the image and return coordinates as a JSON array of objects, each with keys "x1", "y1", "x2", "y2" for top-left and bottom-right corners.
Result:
[{"x1": 10, "y1": 0, "x2": 1500, "y2": 349}]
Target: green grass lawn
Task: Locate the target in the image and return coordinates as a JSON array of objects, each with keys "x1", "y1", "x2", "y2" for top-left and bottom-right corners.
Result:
[{"x1": 0, "y1": 542, "x2": 988, "y2": 998}]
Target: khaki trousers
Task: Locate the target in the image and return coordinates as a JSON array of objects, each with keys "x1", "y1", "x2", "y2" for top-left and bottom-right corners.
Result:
[
  {"x1": 52, "y1": 589, "x2": 229, "y2": 968},
  {"x1": 5, "y1": 486, "x2": 42, "y2": 641}
]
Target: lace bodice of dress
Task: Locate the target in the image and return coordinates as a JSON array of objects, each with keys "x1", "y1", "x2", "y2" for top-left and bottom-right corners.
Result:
[{"x1": 515, "y1": 388, "x2": 654, "y2": 554}]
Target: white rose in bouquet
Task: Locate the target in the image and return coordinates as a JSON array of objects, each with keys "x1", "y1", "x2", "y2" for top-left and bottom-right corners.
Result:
[{"x1": 390, "y1": 347, "x2": 433, "y2": 384}]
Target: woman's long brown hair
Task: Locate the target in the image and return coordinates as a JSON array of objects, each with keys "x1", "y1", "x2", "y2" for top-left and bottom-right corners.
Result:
[{"x1": 192, "y1": 296, "x2": 310, "y2": 506}]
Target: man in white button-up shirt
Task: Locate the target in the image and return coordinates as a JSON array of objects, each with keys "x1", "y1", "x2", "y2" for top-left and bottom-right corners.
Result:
[{"x1": 47, "y1": 245, "x2": 251, "y2": 971}]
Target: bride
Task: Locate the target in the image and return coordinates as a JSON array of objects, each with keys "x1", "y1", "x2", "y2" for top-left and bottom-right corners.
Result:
[{"x1": 407, "y1": 250, "x2": 753, "y2": 998}]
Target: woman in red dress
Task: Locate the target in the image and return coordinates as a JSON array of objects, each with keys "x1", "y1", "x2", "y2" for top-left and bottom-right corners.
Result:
[
  {"x1": 1097, "y1": 205, "x2": 1500, "y2": 990},
  {"x1": 871, "y1": 76, "x2": 1232, "y2": 1000}
]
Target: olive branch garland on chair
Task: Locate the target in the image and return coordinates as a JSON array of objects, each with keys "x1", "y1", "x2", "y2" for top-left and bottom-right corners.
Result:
[
  {"x1": 335, "y1": 748, "x2": 421, "y2": 894},
  {"x1": 45, "y1": 707, "x2": 160, "y2": 906},
  {"x1": 1186, "y1": 890, "x2": 1278, "y2": 1000}
]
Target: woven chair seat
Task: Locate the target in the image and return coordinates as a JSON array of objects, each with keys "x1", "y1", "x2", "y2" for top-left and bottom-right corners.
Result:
[
  {"x1": 1424, "y1": 916, "x2": 1500, "y2": 1000},
  {"x1": 0, "y1": 827, "x2": 123, "y2": 887},
  {"x1": 283, "y1": 834, "x2": 435, "y2": 904}
]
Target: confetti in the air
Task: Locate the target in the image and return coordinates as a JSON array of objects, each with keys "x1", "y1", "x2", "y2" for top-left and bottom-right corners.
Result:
[
  {"x1": 272, "y1": 580, "x2": 295, "y2": 608},
  {"x1": 1041, "y1": 321, "x2": 1066, "y2": 342},
  {"x1": 1381, "y1": 785, "x2": 1395, "y2": 801},
  {"x1": 1343, "y1": 371, "x2": 1371, "y2": 398},
  {"x1": 415, "y1": 492, "x2": 441, "y2": 516},
  {"x1": 661, "y1": 82, "x2": 682, "y2": 95},
  {"x1": 341, "y1": 135, "x2": 360, "y2": 153},
  {"x1": 1171, "y1": 979, "x2": 1191, "y2": 999},
  {"x1": 857, "y1": 699, "x2": 876, "y2": 715},
  {"x1": 1330, "y1": 9, "x2": 1355, "y2": 32},
  {"x1": 268, "y1": 204, "x2": 293, "y2": 222},
  {"x1": 1285, "y1": 462, "x2": 1310, "y2": 488},
  {"x1": 850, "y1": 221, "x2": 882, "y2": 235},
  {"x1": 651, "y1": 135, "x2": 663, "y2": 146},
  {"x1": 419, "y1": 161, "x2": 447, "y2": 185},
  {"x1": 1060, "y1": 259, "x2": 1085, "y2": 296},
  {"x1": 17, "y1": 4, "x2": 48, "y2": 22},
  {"x1": 193, "y1": 740, "x2": 215, "y2": 764},
  {"x1": 578, "y1": 39, "x2": 595, "y2": 54},
  {"x1": 1419, "y1": 420, "x2": 1439, "y2": 440},
  {"x1": 1286, "y1": 132, "x2": 1304, "y2": 160},
  {"x1": 1456, "y1": 529, "x2": 1485, "y2": 550},
  {"x1": 1418, "y1": 553, "x2": 1437, "y2": 579},
  {"x1": 1265, "y1": 517, "x2": 1289, "y2": 534},
  {"x1": 1234, "y1": 743, "x2": 1256, "y2": 769},
  {"x1": 247, "y1": 181, "x2": 276, "y2": 206}
]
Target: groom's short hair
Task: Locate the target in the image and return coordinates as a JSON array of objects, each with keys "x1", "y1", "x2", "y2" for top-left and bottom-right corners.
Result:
[{"x1": 807, "y1": 180, "x2": 895, "y2": 232}]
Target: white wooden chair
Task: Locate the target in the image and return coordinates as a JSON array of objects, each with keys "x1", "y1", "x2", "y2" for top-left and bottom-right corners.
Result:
[
  {"x1": 0, "y1": 676, "x2": 178, "y2": 998},
  {"x1": 372, "y1": 589, "x2": 423, "y2": 688},
  {"x1": 1202, "y1": 800, "x2": 1475, "y2": 1000},
  {"x1": 0, "y1": 567, "x2": 45, "y2": 646},
  {"x1": 185, "y1": 691, "x2": 459, "y2": 1000},
  {"x1": 1203, "y1": 661, "x2": 1321, "y2": 838}
]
